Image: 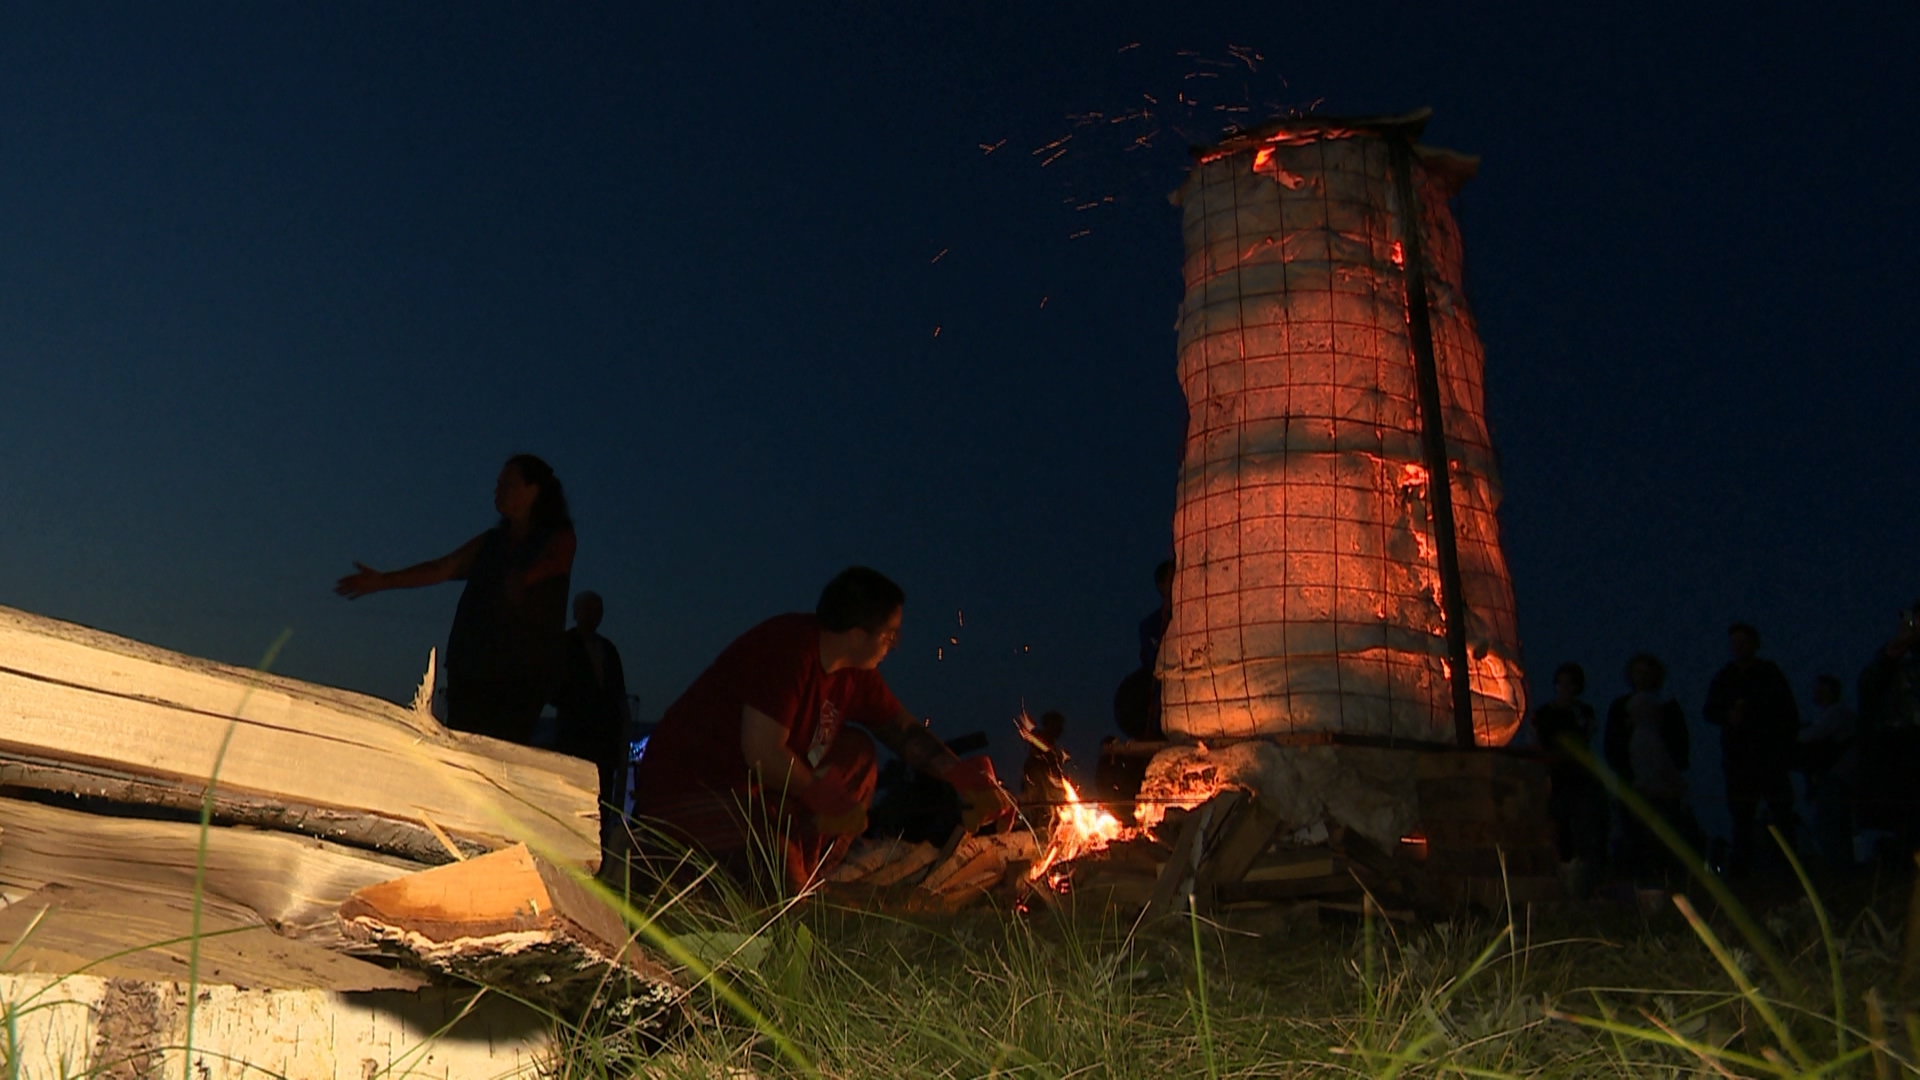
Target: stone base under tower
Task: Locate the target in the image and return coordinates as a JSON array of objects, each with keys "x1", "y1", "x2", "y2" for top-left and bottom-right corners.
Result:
[{"x1": 1128, "y1": 739, "x2": 1562, "y2": 914}]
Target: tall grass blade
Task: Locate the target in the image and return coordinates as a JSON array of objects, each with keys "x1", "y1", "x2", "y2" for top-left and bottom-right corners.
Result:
[
  {"x1": 1186, "y1": 893, "x2": 1219, "y2": 1080},
  {"x1": 1565, "y1": 741, "x2": 1795, "y2": 990},
  {"x1": 1769, "y1": 824, "x2": 1847, "y2": 1056},
  {"x1": 184, "y1": 626, "x2": 292, "y2": 1080},
  {"x1": 1671, "y1": 893, "x2": 1811, "y2": 1069}
]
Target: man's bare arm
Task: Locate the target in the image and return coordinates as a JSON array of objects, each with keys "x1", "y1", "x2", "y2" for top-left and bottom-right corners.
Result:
[
  {"x1": 867, "y1": 706, "x2": 961, "y2": 779},
  {"x1": 740, "y1": 704, "x2": 819, "y2": 796}
]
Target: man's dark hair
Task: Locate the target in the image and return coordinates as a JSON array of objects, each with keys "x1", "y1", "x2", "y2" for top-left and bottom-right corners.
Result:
[
  {"x1": 1553, "y1": 662, "x2": 1586, "y2": 693},
  {"x1": 1728, "y1": 622, "x2": 1760, "y2": 645},
  {"x1": 1814, "y1": 673, "x2": 1844, "y2": 700},
  {"x1": 1153, "y1": 559, "x2": 1175, "y2": 588},
  {"x1": 1626, "y1": 652, "x2": 1667, "y2": 689},
  {"x1": 816, "y1": 566, "x2": 905, "y2": 632}
]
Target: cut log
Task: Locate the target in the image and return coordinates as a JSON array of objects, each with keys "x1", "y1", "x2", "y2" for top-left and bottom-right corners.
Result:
[
  {"x1": 0, "y1": 795, "x2": 427, "y2": 948},
  {"x1": 0, "y1": 604, "x2": 598, "y2": 867},
  {"x1": 339, "y1": 843, "x2": 678, "y2": 1034},
  {"x1": 0, "y1": 885, "x2": 423, "y2": 992}
]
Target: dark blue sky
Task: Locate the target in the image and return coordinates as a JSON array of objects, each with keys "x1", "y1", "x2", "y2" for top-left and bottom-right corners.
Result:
[{"x1": 4, "y1": 4, "x2": 1915, "y2": 799}]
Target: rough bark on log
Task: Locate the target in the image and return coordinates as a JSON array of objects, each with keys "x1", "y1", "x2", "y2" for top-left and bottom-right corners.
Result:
[
  {"x1": 0, "y1": 972, "x2": 552, "y2": 1079},
  {"x1": 0, "y1": 794, "x2": 427, "y2": 949},
  {"x1": 338, "y1": 843, "x2": 679, "y2": 1034},
  {"x1": 0, "y1": 885, "x2": 423, "y2": 992},
  {"x1": 0, "y1": 604, "x2": 599, "y2": 867}
]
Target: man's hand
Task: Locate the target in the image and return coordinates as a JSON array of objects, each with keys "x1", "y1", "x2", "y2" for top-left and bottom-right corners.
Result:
[
  {"x1": 795, "y1": 773, "x2": 867, "y2": 836},
  {"x1": 945, "y1": 756, "x2": 1016, "y2": 834},
  {"x1": 333, "y1": 562, "x2": 386, "y2": 599}
]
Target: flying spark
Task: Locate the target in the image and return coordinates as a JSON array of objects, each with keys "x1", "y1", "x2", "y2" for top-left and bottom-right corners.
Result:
[
  {"x1": 979, "y1": 139, "x2": 1006, "y2": 154},
  {"x1": 930, "y1": 247, "x2": 949, "y2": 264}
]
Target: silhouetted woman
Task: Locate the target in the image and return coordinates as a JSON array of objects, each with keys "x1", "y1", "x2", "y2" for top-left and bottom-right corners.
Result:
[{"x1": 335, "y1": 454, "x2": 576, "y2": 745}]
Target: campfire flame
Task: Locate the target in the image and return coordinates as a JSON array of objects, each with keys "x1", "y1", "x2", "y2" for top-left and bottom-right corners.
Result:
[{"x1": 1029, "y1": 779, "x2": 1131, "y2": 888}]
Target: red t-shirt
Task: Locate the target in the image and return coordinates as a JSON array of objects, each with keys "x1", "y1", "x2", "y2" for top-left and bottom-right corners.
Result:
[{"x1": 632, "y1": 613, "x2": 904, "y2": 807}]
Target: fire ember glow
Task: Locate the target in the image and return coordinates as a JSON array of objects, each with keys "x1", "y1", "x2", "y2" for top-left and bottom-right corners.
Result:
[{"x1": 1029, "y1": 779, "x2": 1132, "y2": 888}]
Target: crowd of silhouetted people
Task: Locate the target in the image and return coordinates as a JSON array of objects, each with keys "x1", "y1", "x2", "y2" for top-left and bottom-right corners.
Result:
[{"x1": 1526, "y1": 605, "x2": 1920, "y2": 892}]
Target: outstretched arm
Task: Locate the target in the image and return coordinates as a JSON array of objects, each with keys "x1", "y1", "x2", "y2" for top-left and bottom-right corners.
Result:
[{"x1": 334, "y1": 533, "x2": 486, "y2": 599}]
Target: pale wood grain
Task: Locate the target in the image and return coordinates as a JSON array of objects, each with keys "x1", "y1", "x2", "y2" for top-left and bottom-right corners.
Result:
[{"x1": 0, "y1": 604, "x2": 598, "y2": 867}]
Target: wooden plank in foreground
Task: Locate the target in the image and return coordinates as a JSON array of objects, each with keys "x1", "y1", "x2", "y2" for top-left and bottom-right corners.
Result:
[
  {"x1": 0, "y1": 604, "x2": 599, "y2": 867},
  {"x1": 339, "y1": 843, "x2": 679, "y2": 1032},
  {"x1": 0, "y1": 794, "x2": 427, "y2": 949},
  {"x1": 0, "y1": 885, "x2": 423, "y2": 992}
]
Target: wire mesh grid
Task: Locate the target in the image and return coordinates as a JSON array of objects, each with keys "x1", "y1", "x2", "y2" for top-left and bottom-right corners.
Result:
[{"x1": 1161, "y1": 126, "x2": 1524, "y2": 746}]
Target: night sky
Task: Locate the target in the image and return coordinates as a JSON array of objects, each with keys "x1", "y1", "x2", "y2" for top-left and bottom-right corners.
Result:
[{"x1": 5, "y1": 5, "x2": 1916, "y2": 831}]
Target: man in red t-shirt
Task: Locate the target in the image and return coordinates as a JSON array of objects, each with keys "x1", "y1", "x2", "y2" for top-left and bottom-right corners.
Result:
[{"x1": 631, "y1": 566, "x2": 1014, "y2": 891}]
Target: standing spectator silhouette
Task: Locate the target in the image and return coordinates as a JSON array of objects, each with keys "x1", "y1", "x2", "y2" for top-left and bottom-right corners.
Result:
[
  {"x1": 1605, "y1": 654, "x2": 1693, "y2": 884},
  {"x1": 553, "y1": 591, "x2": 633, "y2": 847},
  {"x1": 1856, "y1": 601, "x2": 1920, "y2": 861},
  {"x1": 1704, "y1": 623, "x2": 1799, "y2": 877},
  {"x1": 1138, "y1": 559, "x2": 1174, "y2": 671},
  {"x1": 335, "y1": 454, "x2": 576, "y2": 745},
  {"x1": 1533, "y1": 663, "x2": 1606, "y2": 877},
  {"x1": 1796, "y1": 673, "x2": 1857, "y2": 873},
  {"x1": 1112, "y1": 560, "x2": 1173, "y2": 741}
]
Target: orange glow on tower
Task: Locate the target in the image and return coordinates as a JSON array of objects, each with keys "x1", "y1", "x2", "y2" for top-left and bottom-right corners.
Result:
[{"x1": 1159, "y1": 115, "x2": 1525, "y2": 746}]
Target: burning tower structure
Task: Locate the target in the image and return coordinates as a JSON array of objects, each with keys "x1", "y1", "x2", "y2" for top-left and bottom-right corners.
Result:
[{"x1": 1157, "y1": 110, "x2": 1525, "y2": 749}]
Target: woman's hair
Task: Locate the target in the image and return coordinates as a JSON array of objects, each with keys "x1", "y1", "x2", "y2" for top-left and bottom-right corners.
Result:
[
  {"x1": 1553, "y1": 661, "x2": 1586, "y2": 693},
  {"x1": 504, "y1": 453, "x2": 573, "y2": 532}
]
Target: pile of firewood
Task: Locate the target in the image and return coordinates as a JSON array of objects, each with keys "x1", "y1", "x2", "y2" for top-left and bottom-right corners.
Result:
[
  {"x1": 830, "y1": 832, "x2": 1040, "y2": 912},
  {"x1": 0, "y1": 604, "x2": 670, "y2": 1076}
]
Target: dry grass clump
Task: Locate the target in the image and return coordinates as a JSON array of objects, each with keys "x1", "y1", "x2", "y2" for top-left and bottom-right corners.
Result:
[{"x1": 555, "y1": 824, "x2": 1920, "y2": 1079}]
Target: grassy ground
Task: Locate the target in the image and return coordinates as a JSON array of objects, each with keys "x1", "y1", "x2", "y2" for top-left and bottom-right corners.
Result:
[{"x1": 562, "y1": 855, "x2": 1920, "y2": 1079}]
